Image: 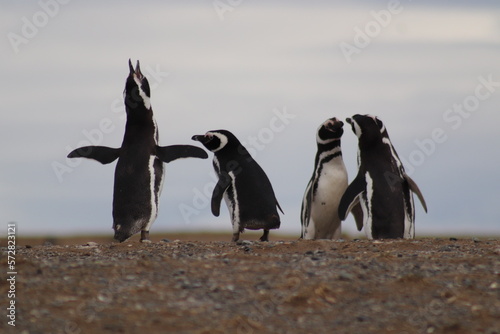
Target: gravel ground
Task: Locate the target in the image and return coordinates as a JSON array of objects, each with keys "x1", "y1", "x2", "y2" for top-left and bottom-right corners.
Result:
[{"x1": 1, "y1": 236, "x2": 499, "y2": 334}]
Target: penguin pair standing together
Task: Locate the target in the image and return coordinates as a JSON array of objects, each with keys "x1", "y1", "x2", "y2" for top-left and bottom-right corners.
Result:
[
  {"x1": 301, "y1": 115, "x2": 427, "y2": 240},
  {"x1": 69, "y1": 60, "x2": 282, "y2": 242}
]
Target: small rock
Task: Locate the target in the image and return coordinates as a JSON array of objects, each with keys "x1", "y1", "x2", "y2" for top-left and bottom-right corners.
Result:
[
  {"x1": 449, "y1": 237, "x2": 458, "y2": 241},
  {"x1": 471, "y1": 305, "x2": 483, "y2": 312},
  {"x1": 236, "y1": 240, "x2": 253, "y2": 246},
  {"x1": 161, "y1": 238, "x2": 171, "y2": 243},
  {"x1": 337, "y1": 272, "x2": 354, "y2": 281},
  {"x1": 97, "y1": 293, "x2": 113, "y2": 304}
]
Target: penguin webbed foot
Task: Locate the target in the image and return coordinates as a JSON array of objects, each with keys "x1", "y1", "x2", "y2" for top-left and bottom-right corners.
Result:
[{"x1": 259, "y1": 230, "x2": 269, "y2": 242}]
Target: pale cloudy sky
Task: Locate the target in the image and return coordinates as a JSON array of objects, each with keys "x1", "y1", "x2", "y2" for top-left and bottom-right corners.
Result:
[{"x1": 1, "y1": 0, "x2": 499, "y2": 238}]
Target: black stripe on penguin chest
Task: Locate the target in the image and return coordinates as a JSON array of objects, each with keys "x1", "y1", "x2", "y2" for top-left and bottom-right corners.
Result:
[{"x1": 312, "y1": 151, "x2": 342, "y2": 196}]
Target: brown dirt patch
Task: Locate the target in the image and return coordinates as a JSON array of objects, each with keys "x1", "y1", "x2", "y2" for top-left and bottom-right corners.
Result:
[{"x1": 1, "y1": 234, "x2": 499, "y2": 333}]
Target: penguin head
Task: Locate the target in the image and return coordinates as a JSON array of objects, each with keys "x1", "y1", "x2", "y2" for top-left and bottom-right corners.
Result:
[
  {"x1": 316, "y1": 117, "x2": 344, "y2": 144},
  {"x1": 191, "y1": 130, "x2": 240, "y2": 153},
  {"x1": 124, "y1": 59, "x2": 151, "y2": 111},
  {"x1": 346, "y1": 114, "x2": 388, "y2": 145},
  {"x1": 113, "y1": 223, "x2": 139, "y2": 243}
]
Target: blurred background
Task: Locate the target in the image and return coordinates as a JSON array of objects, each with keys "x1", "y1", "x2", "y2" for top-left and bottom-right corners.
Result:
[{"x1": 1, "y1": 0, "x2": 499, "y2": 239}]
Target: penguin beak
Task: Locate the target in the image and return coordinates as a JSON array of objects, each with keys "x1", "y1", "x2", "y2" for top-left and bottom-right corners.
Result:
[
  {"x1": 346, "y1": 117, "x2": 352, "y2": 125},
  {"x1": 135, "y1": 60, "x2": 143, "y2": 79},
  {"x1": 128, "y1": 59, "x2": 135, "y2": 75},
  {"x1": 128, "y1": 59, "x2": 144, "y2": 79},
  {"x1": 191, "y1": 135, "x2": 207, "y2": 143}
]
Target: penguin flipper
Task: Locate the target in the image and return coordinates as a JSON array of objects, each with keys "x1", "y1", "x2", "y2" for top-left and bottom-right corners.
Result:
[
  {"x1": 155, "y1": 145, "x2": 208, "y2": 163},
  {"x1": 338, "y1": 173, "x2": 366, "y2": 221},
  {"x1": 211, "y1": 172, "x2": 231, "y2": 217},
  {"x1": 404, "y1": 173, "x2": 428, "y2": 213},
  {"x1": 67, "y1": 146, "x2": 120, "y2": 165}
]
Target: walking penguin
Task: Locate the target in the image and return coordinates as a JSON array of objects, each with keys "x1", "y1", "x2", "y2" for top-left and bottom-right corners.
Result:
[
  {"x1": 192, "y1": 130, "x2": 283, "y2": 242},
  {"x1": 338, "y1": 114, "x2": 427, "y2": 239},
  {"x1": 68, "y1": 60, "x2": 208, "y2": 242}
]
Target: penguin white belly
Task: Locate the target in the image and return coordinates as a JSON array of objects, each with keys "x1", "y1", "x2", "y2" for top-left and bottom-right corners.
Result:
[
  {"x1": 143, "y1": 156, "x2": 158, "y2": 232},
  {"x1": 363, "y1": 171, "x2": 374, "y2": 239},
  {"x1": 223, "y1": 171, "x2": 240, "y2": 234},
  {"x1": 310, "y1": 166, "x2": 348, "y2": 239},
  {"x1": 403, "y1": 191, "x2": 415, "y2": 239}
]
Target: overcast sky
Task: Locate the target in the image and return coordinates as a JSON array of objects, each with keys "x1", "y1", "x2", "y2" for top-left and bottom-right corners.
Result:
[{"x1": 2, "y1": 1, "x2": 499, "y2": 239}]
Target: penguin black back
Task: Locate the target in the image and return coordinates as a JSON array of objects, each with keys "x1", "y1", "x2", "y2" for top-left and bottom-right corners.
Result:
[{"x1": 192, "y1": 130, "x2": 283, "y2": 242}]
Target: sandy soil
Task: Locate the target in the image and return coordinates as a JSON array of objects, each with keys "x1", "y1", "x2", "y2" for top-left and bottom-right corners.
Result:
[{"x1": 1, "y1": 233, "x2": 499, "y2": 334}]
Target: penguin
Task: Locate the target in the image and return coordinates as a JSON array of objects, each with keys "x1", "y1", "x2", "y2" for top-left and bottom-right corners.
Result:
[
  {"x1": 68, "y1": 59, "x2": 208, "y2": 242},
  {"x1": 300, "y1": 117, "x2": 362, "y2": 239},
  {"x1": 338, "y1": 114, "x2": 428, "y2": 239},
  {"x1": 191, "y1": 130, "x2": 283, "y2": 242}
]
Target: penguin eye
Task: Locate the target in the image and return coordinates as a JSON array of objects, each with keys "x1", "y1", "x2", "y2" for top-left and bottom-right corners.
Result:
[{"x1": 206, "y1": 133, "x2": 214, "y2": 140}]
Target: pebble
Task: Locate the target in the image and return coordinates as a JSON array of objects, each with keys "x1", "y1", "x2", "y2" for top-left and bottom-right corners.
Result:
[{"x1": 236, "y1": 240, "x2": 253, "y2": 246}]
